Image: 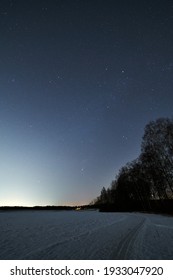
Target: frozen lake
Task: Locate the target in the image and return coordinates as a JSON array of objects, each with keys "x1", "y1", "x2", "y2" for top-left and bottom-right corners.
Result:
[{"x1": 0, "y1": 210, "x2": 173, "y2": 259}]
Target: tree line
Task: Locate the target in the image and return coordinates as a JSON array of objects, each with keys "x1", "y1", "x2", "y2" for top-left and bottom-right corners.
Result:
[{"x1": 92, "y1": 118, "x2": 173, "y2": 213}]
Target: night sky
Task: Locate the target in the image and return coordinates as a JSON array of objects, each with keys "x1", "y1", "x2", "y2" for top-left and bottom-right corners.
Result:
[{"x1": 0, "y1": 0, "x2": 173, "y2": 206}]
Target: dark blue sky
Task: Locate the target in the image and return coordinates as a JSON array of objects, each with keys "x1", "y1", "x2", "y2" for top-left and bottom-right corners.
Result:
[{"x1": 0, "y1": 0, "x2": 173, "y2": 206}]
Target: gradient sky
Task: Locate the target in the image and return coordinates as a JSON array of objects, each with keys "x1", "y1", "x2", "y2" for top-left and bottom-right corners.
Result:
[{"x1": 0, "y1": 0, "x2": 173, "y2": 206}]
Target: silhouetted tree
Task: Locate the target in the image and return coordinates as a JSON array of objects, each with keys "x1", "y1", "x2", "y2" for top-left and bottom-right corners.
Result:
[
  {"x1": 141, "y1": 118, "x2": 173, "y2": 199},
  {"x1": 100, "y1": 187, "x2": 108, "y2": 204},
  {"x1": 115, "y1": 160, "x2": 151, "y2": 209}
]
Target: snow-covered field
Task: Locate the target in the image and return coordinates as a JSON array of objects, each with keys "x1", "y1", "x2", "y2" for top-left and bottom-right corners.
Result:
[{"x1": 0, "y1": 210, "x2": 173, "y2": 259}]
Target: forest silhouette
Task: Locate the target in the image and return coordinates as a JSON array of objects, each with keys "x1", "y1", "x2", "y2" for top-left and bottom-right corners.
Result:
[{"x1": 91, "y1": 117, "x2": 173, "y2": 214}]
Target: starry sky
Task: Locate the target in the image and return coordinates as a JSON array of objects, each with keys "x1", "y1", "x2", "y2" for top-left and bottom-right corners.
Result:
[{"x1": 0, "y1": 0, "x2": 173, "y2": 206}]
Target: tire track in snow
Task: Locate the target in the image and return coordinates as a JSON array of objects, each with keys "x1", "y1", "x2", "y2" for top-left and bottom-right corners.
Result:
[
  {"x1": 23, "y1": 215, "x2": 127, "y2": 259},
  {"x1": 113, "y1": 217, "x2": 146, "y2": 259}
]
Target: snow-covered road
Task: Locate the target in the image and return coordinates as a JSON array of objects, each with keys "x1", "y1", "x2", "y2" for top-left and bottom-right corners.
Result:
[{"x1": 0, "y1": 210, "x2": 172, "y2": 259}]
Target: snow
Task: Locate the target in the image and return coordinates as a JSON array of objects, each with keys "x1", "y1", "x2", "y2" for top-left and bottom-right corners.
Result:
[{"x1": 0, "y1": 210, "x2": 173, "y2": 259}]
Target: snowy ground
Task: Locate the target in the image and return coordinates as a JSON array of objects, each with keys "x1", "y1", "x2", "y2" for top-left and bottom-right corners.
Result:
[{"x1": 0, "y1": 210, "x2": 173, "y2": 259}]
